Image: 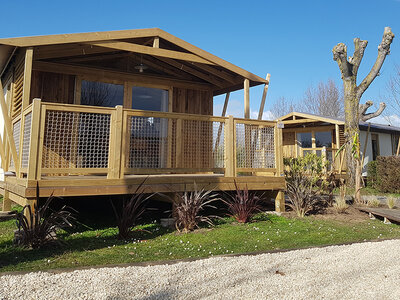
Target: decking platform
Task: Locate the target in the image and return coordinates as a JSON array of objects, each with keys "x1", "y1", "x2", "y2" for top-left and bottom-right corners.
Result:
[{"x1": 358, "y1": 207, "x2": 400, "y2": 224}]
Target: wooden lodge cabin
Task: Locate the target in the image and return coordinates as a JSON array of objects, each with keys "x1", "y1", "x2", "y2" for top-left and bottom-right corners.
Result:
[
  {"x1": 0, "y1": 28, "x2": 286, "y2": 213},
  {"x1": 278, "y1": 112, "x2": 400, "y2": 176}
]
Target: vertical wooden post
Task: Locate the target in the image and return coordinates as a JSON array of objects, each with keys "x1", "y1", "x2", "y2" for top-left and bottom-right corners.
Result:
[
  {"x1": 22, "y1": 48, "x2": 33, "y2": 110},
  {"x1": 2, "y1": 190, "x2": 11, "y2": 211},
  {"x1": 397, "y1": 136, "x2": 400, "y2": 156},
  {"x1": 153, "y1": 37, "x2": 160, "y2": 48},
  {"x1": 108, "y1": 106, "x2": 123, "y2": 179},
  {"x1": 224, "y1": 115, "x2": 236, "y2": 177},
  {"x1": 214, "y1": 93, "x2": 230, "y2": 152},
  {"x1": 311, "y1": 131, "x2": 316, "y2": 154},
  {"x1": 258, "y1": 74, "x2": 271, "y2": 120},
  {"x1": 335, "y1": 124, "x2": 340, "y2": 171},
  {"x1": 275, "y1": 191, "x2": 285, "y2": 213},
  {"x1": 0, "y1": 135, "x2": 5, "y2": 169},
  {"x1": 17, "y1": 114, "x2": 25, "y2": 179},
  {"x1": 0, "y1": 80, "x2": 19, "y2": 174},
  {"x1": 244, "y1": 79, "x2": 250, "y2": 119},
  {"x1": 27, "y1": 99, "x2": 42, "y2": 181},
  {"x1": 176, "y1": 118, "x2": 183, "y2": 168}
]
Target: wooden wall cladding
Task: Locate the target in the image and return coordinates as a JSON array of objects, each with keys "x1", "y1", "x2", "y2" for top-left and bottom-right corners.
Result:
[
  {"x1": 172, "y1": 87, "x2": 213, "y2": 115},
  {"x1": 30, "y1": 70, "x2": 75, "y2": 104}
]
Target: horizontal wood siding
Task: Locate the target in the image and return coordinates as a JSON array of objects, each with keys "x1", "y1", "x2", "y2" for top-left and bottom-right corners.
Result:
[{"x1": 30, "y1": 70, "x2": 75, "y2": 104}]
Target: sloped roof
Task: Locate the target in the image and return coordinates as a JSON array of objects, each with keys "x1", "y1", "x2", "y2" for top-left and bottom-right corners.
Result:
[
  {"x1": 0, "y1": 28, "x2": 268, "y2": 94},
  {"x1": 278, "y1": 111, "x2": 400, "y2": 134}
]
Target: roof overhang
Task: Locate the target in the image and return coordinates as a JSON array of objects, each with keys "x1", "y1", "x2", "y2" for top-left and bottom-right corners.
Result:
[{"x1": 0, "y1": 28, "x2": 268, "y2": 94}]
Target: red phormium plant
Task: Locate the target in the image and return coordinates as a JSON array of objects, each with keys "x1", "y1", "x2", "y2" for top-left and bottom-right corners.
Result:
[
  {"x1": 173, "y1": 185, "x2": 219, "y2": 233},
  {"x1": 222, "y1": 182, "x2": 263, "y2": 223}
]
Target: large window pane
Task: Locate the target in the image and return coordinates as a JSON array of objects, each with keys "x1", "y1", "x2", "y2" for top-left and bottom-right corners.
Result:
[
  {"x1": 297, "y1": 132, "x2": 312, "y2": 148},
  {"x1": 132, "y1": 87, "x2": 168, "y2": 112},
  {"x1": 315, "y1": 131, "x2": 332, "y2": 147},
  {"x1": 81, "y1": 80, "x2": 124, "y2": 107}
]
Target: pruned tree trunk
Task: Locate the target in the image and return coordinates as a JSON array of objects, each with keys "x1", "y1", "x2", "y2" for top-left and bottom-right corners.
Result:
[{"x1": 332, "y1": 27, "x2": 394, "y2": 201}]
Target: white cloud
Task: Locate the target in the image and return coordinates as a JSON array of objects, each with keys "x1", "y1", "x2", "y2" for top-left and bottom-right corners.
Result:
[
  {"x1": 214, "y1": 99, "x2": 275, "y2": 120},
  {"x1": 368, "y1": 114, "x2": 400, "y2": 127}
]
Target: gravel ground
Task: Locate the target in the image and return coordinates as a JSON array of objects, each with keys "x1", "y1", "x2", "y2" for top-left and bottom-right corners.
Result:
[{"x1": 1, "y1": 239, "x2": 400, "y2": 300}]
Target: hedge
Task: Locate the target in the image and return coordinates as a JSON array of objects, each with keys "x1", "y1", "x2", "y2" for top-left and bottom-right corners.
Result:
[{"x1": 376, "y1": 156, "x2": 400, "y2": 193}]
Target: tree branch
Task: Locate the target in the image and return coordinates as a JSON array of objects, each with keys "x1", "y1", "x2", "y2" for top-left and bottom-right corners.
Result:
[
  {"x1": 332, "y1": 43, "x2": 352, "y2": 79},
  {"x1": 359, "y1": 101, "x2": 386, "y2": 121},
  {"x1": 348, "y1": 38, "x2": 368, "y2": 76},
  {"x1": 356, "y1": 27, "x2": 395, "y2": 99}
]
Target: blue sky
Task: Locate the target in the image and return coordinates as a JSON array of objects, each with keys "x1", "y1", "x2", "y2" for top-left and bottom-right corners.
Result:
[{"x1": 1, "y1": 0, "x2": 399, "y2": 120}]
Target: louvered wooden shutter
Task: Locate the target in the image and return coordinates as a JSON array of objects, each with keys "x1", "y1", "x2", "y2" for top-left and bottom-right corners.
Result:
[{"x1": 11, "y1": 58, "x2": 24, "y2": 118}]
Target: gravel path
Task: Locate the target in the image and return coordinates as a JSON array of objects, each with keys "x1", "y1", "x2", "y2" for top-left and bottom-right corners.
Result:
[{"x1": 1, "y1": 239, "x2": 400, "y2": 300}]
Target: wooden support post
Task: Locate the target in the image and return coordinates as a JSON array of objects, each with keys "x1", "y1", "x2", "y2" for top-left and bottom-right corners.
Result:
[
  {"x1": 335, "y1": 124, "x2": 340, "y2": 170},
  {"x1": 214, "y1": 92, "x2": 230, "y2": 152},
  {"x1": 0, "y1": 135, "x2": 5, "y2": 169},
  {"x1": 224, "y1": 115, "x2": 235, "y2": 177},
  {"x1": 311, "y1": 131, "x2": 316, "y2": 154},
  {"x1": 153, "y1": 37, "x2": 160, "y2": 48},
  {"x1": 244, "y1": 79, "x2": 250, "y2": 119},
  {"x1": 27, "y1": 99, "x2": 42, "y2": 181},
  {"x1": 275, "y1": 191, "x2": 285, "y2": 213},
  {"x1": 176, "y1": 118, "x2": 183, "y2": 168},
  {"x1": 0, "y1": 80, "x2": 19, "y2": 174},
  {"x1": 22, "y1": 48, "x2": 33, "y2": 109},
  {"x1": 396, "y1": 136, "x2": 400, "y2": 156},
  {"x1": 360, "y1": 123, "x2": 371, "y2": 175},
  {"x1": 2, "y1": 190, "x2": 11, "y2": 211},
  {"x1": 108, "y1": 106, "x2": 124, "y2": 179},
  {"x1": 258, "y1": 74, "x2": 271, "y2": 120}
]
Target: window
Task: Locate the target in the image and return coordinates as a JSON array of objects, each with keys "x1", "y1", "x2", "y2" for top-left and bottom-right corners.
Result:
[
  {"x1": 297, "y1": 132, "x2": 312, "y2": 148},
  {"x1": 371, "y1": 134, "x2": 380, "y2": 160},
  {"x1": 132, "y1": 86, "x2": 168, "y2": 112},
  {"x1": 81, "y1": 80, "x2": 124, "y2": 107},
  {"x1": 315, "y1": 131, "x2": 332, "y2": 148}
]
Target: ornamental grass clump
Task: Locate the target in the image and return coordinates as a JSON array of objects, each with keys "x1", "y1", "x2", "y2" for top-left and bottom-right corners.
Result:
[
  {"x1": 15, "y1": 194, "x2": 75, "y2": 249},
  {"x1": 367, "y1": 196, "x2": 381, "y2": 208},
  {"x1": 333, "y1": 184, "x2": 349, "y2": 213},
  {"x1": 222, "y1": 182, "x2": 263, "y2": 223},
  {"x1": 387, "y1": 196, "x2": 397, "y2": 209},
  {"x1": 284, "y1": 153, "x2": 326, "y2": 218},
  {"x1": 173, "y1": 185, "x2": 219, "y2": 233}
]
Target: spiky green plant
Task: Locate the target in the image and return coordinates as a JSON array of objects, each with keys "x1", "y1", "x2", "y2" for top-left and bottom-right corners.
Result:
[{"x1": 387, "y1": 196, "x2": 397, "y2": 209}]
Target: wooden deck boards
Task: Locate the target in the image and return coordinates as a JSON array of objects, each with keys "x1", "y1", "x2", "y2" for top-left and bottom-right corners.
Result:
[{"x1": 358, "y1": 207, "x2": 400, "y2": 224}]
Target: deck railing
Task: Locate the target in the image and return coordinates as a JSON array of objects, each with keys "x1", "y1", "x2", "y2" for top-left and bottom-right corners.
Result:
[{"x1": 11, "y1": 100, "x2": 283, "y2": 180}]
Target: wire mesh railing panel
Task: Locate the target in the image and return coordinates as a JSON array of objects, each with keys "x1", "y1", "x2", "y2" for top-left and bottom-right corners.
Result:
[
  {"x1": 21, "y1": 112, "x2": 32, "y2": 168},
  {"x1": 42, "y1": 110, "x2": 111, "y2": 170},
  {"x1": 235, "y1": 123, "x2": 275, "y2": 169},
  {"x1": 9, "y1": 119, "x2": 21, "y2": 168},
  {"x1": 182, "y1": 120, "x2": 225, "y2": 169},
  {"x1": 126, "y1": 116, "x2": 173, "y2": 169}
]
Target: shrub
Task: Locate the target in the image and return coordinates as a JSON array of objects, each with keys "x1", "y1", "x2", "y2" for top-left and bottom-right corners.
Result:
[
  {"x1": 367, "y1": 196, "x2": 381, "y2": 208},
  {"x1": 333, "y1": 183, "x2": 348, "y2": 213},
  {"x1": 15, "y1": 195, "x2": 75, "y2": 249},
  {"x1": 111, "y1": 181, "x2": 153, "y2": 240},
  {"x1": 387, "y1": 196, "x2": 397, "y2": 209},
  {"x1": 222, "y1": 182, "x2": 263, "y2": 223},
  {"x1": 376, "y1": 156, "x2": 400, "y2": 193},
  {"x1": 284, "y1": 153, "x2": 326, "y2": 217},
  {"x1": 366, "y1": 161, "x2": 378, "y2": 188},
  {"x1": 173, "y1": 185, "x2": 219, "y2": 233}
]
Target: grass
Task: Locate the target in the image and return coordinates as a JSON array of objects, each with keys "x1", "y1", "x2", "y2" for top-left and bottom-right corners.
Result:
[{"x1": 1, "y1": 213, "x2": 400, "y2": 273}]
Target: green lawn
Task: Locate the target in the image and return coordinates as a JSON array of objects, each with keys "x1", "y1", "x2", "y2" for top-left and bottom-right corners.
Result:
[{"x1": 1, "y1": 212, "x2": 400, "y2": 273}]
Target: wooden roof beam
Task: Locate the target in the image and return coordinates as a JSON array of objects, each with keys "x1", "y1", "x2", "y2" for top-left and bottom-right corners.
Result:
[
  {"x1": 155, "y1": 57, "x2": 225, "y2": 87},
  {"x1": 87, "y1": 41, "x2": 215, "y2": 65},
  {"x1": 34, "y1": 45, "x2": 115, "y2": 60},
  {"x1": 190, "y1": 62, "x2": 238, "y2": 84}
]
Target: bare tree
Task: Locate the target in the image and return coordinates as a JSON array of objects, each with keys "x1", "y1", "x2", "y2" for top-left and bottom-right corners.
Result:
[
  {"x1": 300, "y1": 79, "x2": 344, "y2": 118},
  {"x1": 271, "y1": 96, "x2": 296, "y2": 119},
  {"x1": 332, "y1": 27, "x2": 394, "y2": 201},
  {"x1": 385, "y1": 64, "x2": 400, "y2": 119}
]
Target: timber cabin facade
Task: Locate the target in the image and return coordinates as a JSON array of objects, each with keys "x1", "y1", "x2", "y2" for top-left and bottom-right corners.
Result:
[
  {"x1": 0, "y1": 28, "x2": 285, "y2": 212},
  {"x1": 278, "y1": 112, "x2": 400, "y2": 176}
]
